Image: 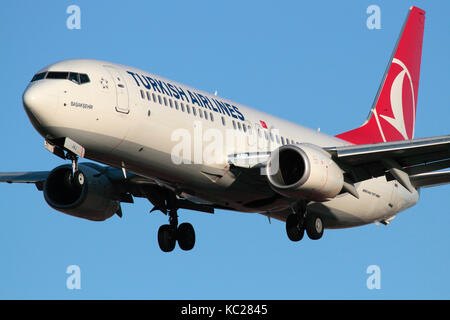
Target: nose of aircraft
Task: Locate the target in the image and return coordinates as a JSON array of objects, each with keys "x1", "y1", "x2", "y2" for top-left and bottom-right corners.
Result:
[
  {"x1": 23, "y1": 84, "x2": 40, "y2": 114},
  {"x1": 22, "y1": 83, "x2": 58, "y2": 137}
]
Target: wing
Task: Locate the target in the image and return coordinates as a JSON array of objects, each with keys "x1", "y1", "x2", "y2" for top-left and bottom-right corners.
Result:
[
  {"x1": 0, "y1": 171, "x2": 50, "y2": 190},
  {"x1": 325, "y1": 135, "x2": 450, "y2": 191},
  {"x1": 228, "y1": 135, "x2": 450, "y2": 200},
  {"x1": 0, "y1": 171, "x2": 50, "y2": 184},
  {"x1": 0, "y1": 163, "x2": 216, "y2": 214}
]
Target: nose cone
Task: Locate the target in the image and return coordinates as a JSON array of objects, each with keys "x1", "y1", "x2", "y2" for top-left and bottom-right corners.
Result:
[
  {"x1": 22, "y1": 83, "x2": 58, "y2": 137},
  {"x1": 23, "y1": 84, "x2": 40, "y2": 114}
]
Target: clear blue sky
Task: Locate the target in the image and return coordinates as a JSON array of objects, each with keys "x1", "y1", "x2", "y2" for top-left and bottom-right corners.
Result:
[{"x1": 0, "y1": 0, "x2": 449, "y2": 299}]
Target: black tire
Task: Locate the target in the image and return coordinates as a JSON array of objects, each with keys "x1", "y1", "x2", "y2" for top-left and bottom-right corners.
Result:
[
  {"x1": 286, "y1": 214, "x2": 304, "y2": 242},
  {"x1": 158, "y1": 224, "x2": 176, "y2": 252},
  {"x1": 177, "y1": 223, "x2": 195, "y2": 251},
  {"x1": 73, "y1": 171, "x2": 85, "y2": 188},
  {"x1": 305, "y1": 214, "x2": 324, "y2": 240}
]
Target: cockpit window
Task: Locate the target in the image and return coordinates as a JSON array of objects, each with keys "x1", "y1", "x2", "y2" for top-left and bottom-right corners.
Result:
[
  {"x1": 68, "y1": 72, "x2": 80, "y2": 84},
  {"x1": 46, "y1": 71, "x2": 69, "y2": 79},
  {"x1": 31, "y1": 72, "x2": 47, "y2": 82},
  {"x1": 79, "y1": 73, "x2": 90, "y2": 84},
  {"x1": 30, "y1": 71, "x2": 90, "y2": 85}
]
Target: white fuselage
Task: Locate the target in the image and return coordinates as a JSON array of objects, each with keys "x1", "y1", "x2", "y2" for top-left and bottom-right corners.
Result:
[{"x1": 23, "y1": 59, "x2": 419, "y2": 228}]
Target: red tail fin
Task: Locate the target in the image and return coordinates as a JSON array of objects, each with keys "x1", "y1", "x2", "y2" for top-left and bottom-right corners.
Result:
[{"x1": 336, "y1": 6, "x2": 425, "y2": 145}]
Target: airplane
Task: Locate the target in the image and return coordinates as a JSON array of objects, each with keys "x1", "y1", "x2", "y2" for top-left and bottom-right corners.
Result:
[{"x1": 1, "y1": 6, "x2": 449, "y2": 253}]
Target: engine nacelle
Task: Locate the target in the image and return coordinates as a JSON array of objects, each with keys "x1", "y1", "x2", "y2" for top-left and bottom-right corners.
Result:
[
  {"x1": 43, "y1": 163, "x2": 120, "y2": 221},
  {"x1": 266, "y1": 144, "x2": 344, "y2": 201}
]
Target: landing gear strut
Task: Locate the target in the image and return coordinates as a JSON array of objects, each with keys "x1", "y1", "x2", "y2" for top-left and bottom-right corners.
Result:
[
  {"x1": 63, "y1": 153, "x2": 85, "y2": 189},
  {"x1": 67, "y1": 153, "x2": 78, "y2": 175},
  {"x1": 285, "y1": 203, "x2": 324, "y2": 242}
]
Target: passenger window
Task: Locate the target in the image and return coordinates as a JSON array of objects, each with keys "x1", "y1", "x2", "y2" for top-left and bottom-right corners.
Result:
[
  {"x1": 68, "y1": 72, "x2": 80, "y2": 84},
  {"x1": 140, "y1": 90, "x2": 145, "y2": 99},
  {"x1": 152, "y1": 93, "x2": 157, "y2": 103},
  {"x1": 186, "y1": 104, "x2": 191, "y2": 114},
  {"x1": 192, "y1": 107, "x2": 197, "y2": 116},
  {"x1": 204, "y1": 111, "x2": 208, "y2": 120},
  {"x1": 221, "y1": 117, "x2": 226, "y2": 126},
  {"x1": 163, "y1": 97, "x2": 168, "y2": 106},
  {"x1": 232, "y1": 120, "x2": 236, "y2": 130},
  {"x1": 175, "y1": 101, "x2": 179, "y2": 110},
  {"x1": 237, "y1": 122, "x2": 241, "y2": 130},
  {"x1": 264, "y1": 131, "x2": 268, "y2": 140},
  {"x1": 281, "y1": 137, "x2": 285, "y2": 145},
  {"x1": 169, "y1": 99, "x2": 173, "y2": 108},
  {"x1": 199, "y1": 109, "x2": 203, "y2": 118},
  {"x1": 248, "y1": 125, "x2": 252, "y2": 134},
  {"x1": 210, "y1": 112, "x2": 214, "y2": 122},
  {"x1": 269, "y1": 132, "x2": 274, "y2": 141},
  {"x1": 158, "y1": 95, "x2": 162, "y2": 104},
  {"x1": 79, "y1": 74, "x2": 90, "y2": 84},
  {"x1": 146, "y1": 91, "x2": 151, "y2": 101},
  {"x1": 243, "y1": 124, "x2": 247, "y2": 133},
  {"x1": 180, "y1": 102, "x2": 184, "y2": 112}
]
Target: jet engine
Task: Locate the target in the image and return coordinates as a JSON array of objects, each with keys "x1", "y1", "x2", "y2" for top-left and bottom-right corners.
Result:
[
  {"x1": 266, "y1": 144, "x2": 344, "y2": 201},
  {"x1": 43, "y1": 163, "x2": 120, "y2": 221}
]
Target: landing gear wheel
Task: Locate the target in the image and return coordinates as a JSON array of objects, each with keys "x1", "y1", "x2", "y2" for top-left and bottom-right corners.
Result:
[
  {"x1": 286, "y1": 214, "x2": 304, "y2": 242},
  {"x1": 63, "y1": 170, "x2": 84, "y2": 189},
  {"x1": 177, "y1": 223, "x2": 196, "y2": 251},
  {"x1": 73, "y1": 171, "x2": 85, "y2": 188},
  {"x1": 156, "y1": 205, "x2": 196, "y2": 252},
  {"x1": 305, "y1": 214, "x2": 324, "y2": 240},
  {"x1": 158, "y1": 224, "x2": 176, "y2": 252}
]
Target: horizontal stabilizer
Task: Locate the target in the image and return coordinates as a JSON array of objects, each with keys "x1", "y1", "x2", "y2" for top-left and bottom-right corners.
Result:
[{"x1": 410, "y1": 171, "x2": 450, "y2": 188}]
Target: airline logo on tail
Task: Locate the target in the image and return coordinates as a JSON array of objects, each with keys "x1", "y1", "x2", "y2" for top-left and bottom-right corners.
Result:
[
  {"x1": 378, "y1": 58, "x2": 415, "y2": 141},
  {"x1": 336, "y1": 6, "x2": 425, "y2": 145}
]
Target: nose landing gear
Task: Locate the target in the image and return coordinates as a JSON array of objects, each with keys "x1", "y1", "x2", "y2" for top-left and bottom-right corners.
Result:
[{"x1": 62, "y1": 153, "x2": 85, "y2": 189}]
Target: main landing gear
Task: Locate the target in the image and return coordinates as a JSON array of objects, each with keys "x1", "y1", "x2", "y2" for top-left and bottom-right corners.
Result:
[
  {"x1": 158, "y1": 209, "x2": 196, "y2": 252},
  {"x1": 147, "y1": 188, "x2": 196, "y2": 253},
  {"x1": 286, "y1": 203, "x2": 324, "y2": 242}
]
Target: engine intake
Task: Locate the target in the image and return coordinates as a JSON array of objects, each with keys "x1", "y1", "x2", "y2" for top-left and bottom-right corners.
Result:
[
  {"x1": 44, "y1": 163, "x2": 120, "y2": 221},
  {"x1": 266, "y1": 144, "x2": 344, "y2": 201}
]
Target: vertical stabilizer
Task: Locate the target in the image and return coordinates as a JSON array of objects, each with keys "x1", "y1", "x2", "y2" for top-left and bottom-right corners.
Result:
[{"x1": 336, "y1": 7, "x2": 425, "y2": 145}]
